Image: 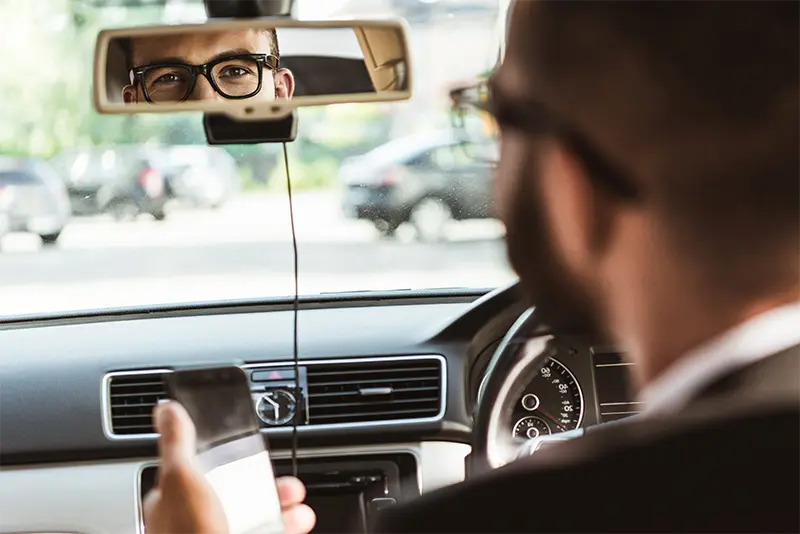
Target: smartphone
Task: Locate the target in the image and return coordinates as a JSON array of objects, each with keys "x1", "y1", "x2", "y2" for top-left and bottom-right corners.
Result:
[{"x1": 166, "y1": 366, "x2": 285, "y2": 534}]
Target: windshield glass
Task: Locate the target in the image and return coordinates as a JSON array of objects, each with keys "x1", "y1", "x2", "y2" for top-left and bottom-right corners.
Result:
[{"x1": 0, "y1": 0, "x2": 513, "y2": 316}]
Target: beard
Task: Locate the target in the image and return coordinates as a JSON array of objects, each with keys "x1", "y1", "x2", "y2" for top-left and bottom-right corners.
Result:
[{"x1": 503, "y1": 167, "x2": 606, "y2": 340}]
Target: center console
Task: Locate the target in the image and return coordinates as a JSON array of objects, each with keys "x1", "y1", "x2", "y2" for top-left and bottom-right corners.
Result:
[{"x1": 139, "y1": 453, "x2": 418, "y2": 533}]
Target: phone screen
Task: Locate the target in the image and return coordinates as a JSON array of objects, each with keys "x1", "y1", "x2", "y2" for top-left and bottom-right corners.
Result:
[{"x1": 167, "y1": 366, "x2": 285, "y2": 534}]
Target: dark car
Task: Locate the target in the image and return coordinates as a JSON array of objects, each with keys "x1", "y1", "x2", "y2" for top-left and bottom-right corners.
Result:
[
  {"x1": 50, "y1": 146, "x2": 169, "y2": 221},
  {"x1": 0, "y1": 157, "x2": 71, "y2": 244},
  {"x1": 340, "y1": 130, "x2": 495, "y2": 241}
]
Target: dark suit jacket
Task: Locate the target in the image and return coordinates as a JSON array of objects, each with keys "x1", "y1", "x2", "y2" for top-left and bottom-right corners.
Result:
[{"x1": 374, "y1": 345, "x2": 800, "y2": 533}]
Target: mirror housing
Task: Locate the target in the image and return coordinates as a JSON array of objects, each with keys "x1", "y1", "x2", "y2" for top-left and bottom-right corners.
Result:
[{"x1": 93, "y1": 18, "x2": 412, "y2": 120}]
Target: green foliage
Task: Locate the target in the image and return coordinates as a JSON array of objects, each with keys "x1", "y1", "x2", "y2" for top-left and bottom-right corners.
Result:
[
  {"x1": 0, "y1": 0, "x2": 170, "y2": 158},
  {"x1": 267, "y1": 153, "x2": 340, "y2": 192}
]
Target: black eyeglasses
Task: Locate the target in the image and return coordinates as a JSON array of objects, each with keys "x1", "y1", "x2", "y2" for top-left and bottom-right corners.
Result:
[
  {"x1": 487, "y1": 85, "x2": 642, "y2": 202},
  {"x1": 130, "y1": 53, "x2": 280, "y2": 104}
]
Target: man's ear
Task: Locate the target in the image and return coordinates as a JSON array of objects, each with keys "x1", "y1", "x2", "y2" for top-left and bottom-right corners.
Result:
[
  {"x1": 539, "y1": 141, "x2": 615, "y2": 275},
  {"x1": 274, "y1": 68, "x2": 295, "y2": 99},
  {"x1": 122, "y1": 85, "x2": 138, "y2": 104}
]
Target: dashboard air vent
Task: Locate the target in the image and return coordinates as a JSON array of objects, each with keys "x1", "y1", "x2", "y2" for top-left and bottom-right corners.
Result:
[
  {"x1": 107, "y1": 372, "x2": 168, "y2": 435},
  {"x1": 306, "y1": 357, "x2": 443, "y2": 425}
]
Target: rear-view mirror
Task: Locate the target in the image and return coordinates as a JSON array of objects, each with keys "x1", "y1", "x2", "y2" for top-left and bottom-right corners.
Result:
[{"x1": 94, "y1": 19, "x2": 412, "y2": 120}]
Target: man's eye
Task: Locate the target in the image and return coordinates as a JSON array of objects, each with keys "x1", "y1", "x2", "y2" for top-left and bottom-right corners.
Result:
[
  {"x1": 153, "y1": 73, "x2": 183, "y2": 85},
  {"x1": 219, "y1": 66, "x2": 252, "y2": 79}
]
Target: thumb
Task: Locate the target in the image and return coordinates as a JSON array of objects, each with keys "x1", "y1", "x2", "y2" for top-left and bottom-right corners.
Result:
[{"x1": 154, "y1": 400, "x2": 197, "y2": 472}]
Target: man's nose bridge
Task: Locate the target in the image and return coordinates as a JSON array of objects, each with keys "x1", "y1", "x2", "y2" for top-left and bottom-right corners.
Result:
[{"x1": 189, "y1": 73, "x2": 216, "y2": 100}]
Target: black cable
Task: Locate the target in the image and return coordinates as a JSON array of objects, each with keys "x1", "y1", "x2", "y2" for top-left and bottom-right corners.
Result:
[{"x1": 282, "y1": 142, "x2": 300, "y2": 478}]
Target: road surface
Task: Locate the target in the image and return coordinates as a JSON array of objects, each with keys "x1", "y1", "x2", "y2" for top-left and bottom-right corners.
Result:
[{"x1": 0, "y1": 192, "x2": 515, "y2": 315}]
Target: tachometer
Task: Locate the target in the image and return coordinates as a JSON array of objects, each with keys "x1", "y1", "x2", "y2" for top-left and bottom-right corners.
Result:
[{"x1": 512, "y1": 358, "x2": 584, "y2": 436}]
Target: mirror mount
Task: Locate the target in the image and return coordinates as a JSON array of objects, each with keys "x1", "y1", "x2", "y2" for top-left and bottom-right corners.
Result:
[
  {"x1": 203, "y1": 110, "x2": 298, "y2": 145},
  {"x1": 204, "y1": 0, "x2": 293, "y2": 19},
  {"x1": 203, "y1": 0, "x2": 295, "y2": 145}
]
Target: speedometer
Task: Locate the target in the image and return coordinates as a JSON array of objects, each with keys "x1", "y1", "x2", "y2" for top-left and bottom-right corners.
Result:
[{"x1": 512, "y1": 358, "x2": 584, "y2": 436}]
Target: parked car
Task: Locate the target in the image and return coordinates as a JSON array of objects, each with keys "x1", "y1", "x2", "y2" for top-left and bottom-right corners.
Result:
[
  {"x1": 0, "y1": 157, "x2": 71, "y2": 244},
  {"x1": 340, "y1": 130, "x2": 496, "y2": 241},
  {"x1": 50, "y1": 145, "x2": 169, "y2": 221},
  {"x1": 149, "y1": 145, "x2": 240, "y2": 209}
]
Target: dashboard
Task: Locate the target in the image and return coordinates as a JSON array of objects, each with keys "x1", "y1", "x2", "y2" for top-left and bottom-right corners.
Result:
[{"x1": 0, "y1": 285, "x2": 636, "y2": 533}]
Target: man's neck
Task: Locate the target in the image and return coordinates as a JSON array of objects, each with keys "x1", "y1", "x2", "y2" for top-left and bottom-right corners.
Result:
[{"x1": 629, "y1": 286, "x2": 800, "y2": 391}]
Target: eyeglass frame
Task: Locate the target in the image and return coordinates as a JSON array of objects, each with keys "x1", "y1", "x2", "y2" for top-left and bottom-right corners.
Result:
[
  {"x1": 486, "y1": 76, "x2": 642, "y2": 202},
  {"x1": 128, "y1": 53, "x2": 280, "y2": 104}
]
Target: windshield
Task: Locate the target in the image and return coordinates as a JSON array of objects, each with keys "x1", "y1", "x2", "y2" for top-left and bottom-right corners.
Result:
[{"x1": 0, "y1": 0, "x2": 513, "y2": 316}]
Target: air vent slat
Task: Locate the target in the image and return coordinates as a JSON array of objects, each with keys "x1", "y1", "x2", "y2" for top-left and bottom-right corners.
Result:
[
  {"x1": 107, "y1": 372, "x2": 168, "y2": 435},
  {"x1": 110, "y1": 391, "x2": 165, "y2": 398},
  {"x1": 306, "y1": 357, "x2": 443, "y2": 425},
  {"x1": 111, "y1": 402, "x2": 155, "y2": 409},
  {"x1": 116, "y1": 424, "x2": 153, "y2": 435},
  {"x1": 308, "y1": 366, "x2": 437, "y2": 377},
  {"x1": 308, "y1": 376, "x2": 436, "y2": 388},
  {"x1": 111, "y1": 381, "x2": 165, "y2": 388},
  {"x1": 312, "y1": 396, "x2": 440, "y2": 410},
  {"x1": 310, "y1": 385, "x2": 439, "y2": 399},
  {"x1": 309, "y1": 407, "x2": 437, "y2": 423}
]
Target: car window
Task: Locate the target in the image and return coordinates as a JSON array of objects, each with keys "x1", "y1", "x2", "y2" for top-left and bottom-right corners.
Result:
[
  {"x1": 30, "y1": 162, "x2": 66, "y2": 190},
  {"x1": 406, "y1": 151, "x2": 433, "y2": 168},
  {"x1": 430, "y1": 146, "x2": 456, "y2": 169},
  {"x1": 0, "y1": 171, "x2": 38, "y2": 187},
  {"x1": 430, "y1": 144, "x2": 477, "y2": 170}
]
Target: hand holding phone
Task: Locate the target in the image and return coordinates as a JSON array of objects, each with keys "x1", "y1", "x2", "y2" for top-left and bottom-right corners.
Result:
[
  {"x1": 166, "y1": 366, "x2": 286, "y2": 534},
  {"x1": 143, "y1": 401, "x2": 316, "y2": 534}
]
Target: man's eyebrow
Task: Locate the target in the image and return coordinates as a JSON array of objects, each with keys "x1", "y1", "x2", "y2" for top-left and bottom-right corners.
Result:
[
  {"x1": 206, "y1": 48, "x2": 259, "y2": 63},
  {"x1": 133, "y1": 56, "x2": 185, "y2": 68},
  {"x1": 134, "y1": 48, "x2": 259, "y2": 68}
]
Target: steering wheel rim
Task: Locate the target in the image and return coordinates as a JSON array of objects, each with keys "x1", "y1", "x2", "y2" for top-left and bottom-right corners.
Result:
[{"x1": 470, "y1": 307, "x2": 558, "y2": 474}]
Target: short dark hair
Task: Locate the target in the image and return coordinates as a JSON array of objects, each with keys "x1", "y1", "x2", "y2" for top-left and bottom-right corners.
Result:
[
  {"x1": 265, "y1": 28, "x2": 279, "y2": 62},
  {"x1": 526, "y1": 1, "x2": 799, "y2": 294},
  {"x1": 120, "y1": 28, "x2": 280, "y2": 72}
]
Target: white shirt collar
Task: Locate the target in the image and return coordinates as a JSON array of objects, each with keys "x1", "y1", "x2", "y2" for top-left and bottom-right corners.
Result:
[{"x1": 639, "y1": 301, "x2": 800, "y2": 416}]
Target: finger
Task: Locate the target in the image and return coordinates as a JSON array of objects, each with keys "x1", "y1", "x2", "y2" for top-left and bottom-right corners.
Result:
[
  {"x1": 276, "y1": 476, "x2": 306, "y2": 507},
  {"x1": 282, "y1": 503, "x2": 316, "y2": 534},
  {"x1": 154, "y1": 400, "x2": 197, "y2": 472},
  {"x1": 141, "y1": 488, "x2": 162, "y2": 528}
]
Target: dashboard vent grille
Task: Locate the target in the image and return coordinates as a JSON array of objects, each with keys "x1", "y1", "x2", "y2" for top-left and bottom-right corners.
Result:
[
  {"x1": 108, "y1": 372, "x2": 168, "y2": 435},
  {"x1": 306, "y1": 357, "x2": 443, "y2": 425}
]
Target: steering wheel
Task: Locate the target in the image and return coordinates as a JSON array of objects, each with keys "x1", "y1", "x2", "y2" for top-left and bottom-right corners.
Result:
[{"x1": 470, "y1": 307, "x2": 561, "y2": 474}]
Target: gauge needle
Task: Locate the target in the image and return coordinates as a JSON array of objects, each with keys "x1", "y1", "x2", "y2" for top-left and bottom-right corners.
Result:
[
  {"x1": 265, "y1": 395, "x2": 280, "y2": 420},
  {"x1": 537, "y1": 408, "x2": 566, "y2": 432}
]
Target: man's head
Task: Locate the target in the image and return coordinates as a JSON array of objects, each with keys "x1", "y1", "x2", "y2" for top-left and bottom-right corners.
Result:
[
  {"x1": 492, "y1": 1, "x2": 799, "y2": 383},
  {"x1": 122, "y1": 28, "x2": 294, "y2": 103}
]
